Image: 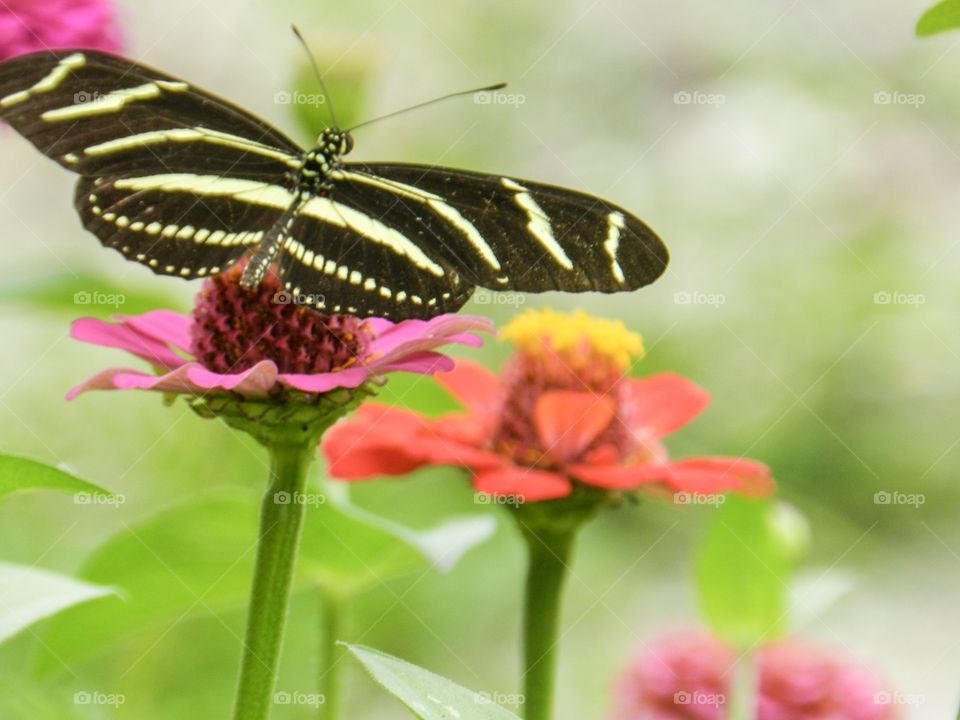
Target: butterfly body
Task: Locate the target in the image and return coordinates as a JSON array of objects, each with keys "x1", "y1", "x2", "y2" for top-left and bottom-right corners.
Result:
[{"x1": 0, "y1": 50, "x2": 669, "y2": 319}]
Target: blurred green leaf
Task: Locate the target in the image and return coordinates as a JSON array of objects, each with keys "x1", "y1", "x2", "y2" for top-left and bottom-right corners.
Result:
[
  {"x1": 346, "y1": 643, "x2": 520, "y2": 720},
  {"x1": 695, "y1": 497, "x2": 803, "y2": 649},
  {"x1": 35, "y1": 488, "x2": 493, "y2": 673},
  {"x1": 34, "y1": 495, "x2": 259, "y2": 675},
  {"x1": 302, "y1": 485, "x2": 496, "y2": 594},
  {"x1": 0, "y1": 562, "x2": 114, "y2": 645},
  {"x1": 0, "y1": 454, "x2": 113, "y2": 504},
  {"x1": 917, "y1": 0, "x2": 960, "y2": 35},
  {"x1": 0, "y1": 272, "x2": 181, "y2": 317},
  {"x1": 0, "y1": 680, "x2": 91, "y2": 720}
]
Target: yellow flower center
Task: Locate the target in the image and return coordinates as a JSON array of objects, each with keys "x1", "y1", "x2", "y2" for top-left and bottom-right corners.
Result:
[{"x1": 501, "y1": 309, "x2": 644, "y2": 370}]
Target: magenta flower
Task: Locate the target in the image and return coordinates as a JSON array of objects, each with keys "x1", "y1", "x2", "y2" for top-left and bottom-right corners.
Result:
[
  {"x1": 0, "y1": 0, "x2": 123, "y2": 61},
  {"x1": 67, "y1": 266, "x2": 493, "y2": 402},
  {"x1": 613, "y1": 630, "x2": 899, "y2": 720}
]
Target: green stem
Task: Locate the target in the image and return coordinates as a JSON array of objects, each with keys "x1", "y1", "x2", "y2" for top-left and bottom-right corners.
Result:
[
  {"x1": 521, "y1": 527, "x2": 575, "y2": 720},
  {"x1": 318, "y1": 589, "x2": 344, "y2": 720},
  {"x1": 730, "y1": 652, "x2": 757, "y2": 720},
  {"x1": 232, "y1": 440, "x2": 315, "y2": 720}
]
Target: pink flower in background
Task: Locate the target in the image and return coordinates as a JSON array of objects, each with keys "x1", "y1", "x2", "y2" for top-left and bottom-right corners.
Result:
[
  {"x1": 613, "y1": 631, "x2": 899, "y2": 720},
  {"x1": 67, "y1": 266, "x2": 493, "y2": 401},
  {"x1": 0, "y1": 0, "x2": 123, "y2": 61}
]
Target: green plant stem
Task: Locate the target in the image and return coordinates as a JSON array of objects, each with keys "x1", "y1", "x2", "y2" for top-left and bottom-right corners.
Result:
[
  {"x1": 730, "y1": 653, "x2": 757, "y2": 720},
  {"x1": 232, "y1": 439, "x2": 314, "y2": 720},
  {"x1": 319, "y1": 589, "x2": 344, "y2": 720},
  {"x1": 521, "y1": 527, "x2": 575, "y2": 720}
]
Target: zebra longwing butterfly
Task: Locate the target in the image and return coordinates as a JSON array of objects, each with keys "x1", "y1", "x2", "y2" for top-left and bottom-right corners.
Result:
[{"x1": 0, "y1": 49, "x2": 669, "y2": 319}]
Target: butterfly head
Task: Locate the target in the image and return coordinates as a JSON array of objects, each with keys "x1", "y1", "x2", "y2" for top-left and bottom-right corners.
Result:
[{"x1": 317, "y1": 128, "x2": 354, "y2": 158}]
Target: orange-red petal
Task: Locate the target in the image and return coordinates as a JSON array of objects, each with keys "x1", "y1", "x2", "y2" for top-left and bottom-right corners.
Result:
[
  {"x1": 473, "y1": 466, "x2": 572, "y2": 502},
  {"x1": 535, "y1": 390, "x2": 616, "y2": 463},
  {"x1": 626, "y1": 374, "x2": 711, "y2": 439}
]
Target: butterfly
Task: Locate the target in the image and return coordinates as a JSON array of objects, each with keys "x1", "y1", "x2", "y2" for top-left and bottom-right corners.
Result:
[{"x1": 0, "y1": 48, "x2": 669, "y2": 319}]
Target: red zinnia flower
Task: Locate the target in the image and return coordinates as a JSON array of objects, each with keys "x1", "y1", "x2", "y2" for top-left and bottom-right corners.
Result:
[{"x1": 324, "y1": 309, "x2": 772, "y2": 502}]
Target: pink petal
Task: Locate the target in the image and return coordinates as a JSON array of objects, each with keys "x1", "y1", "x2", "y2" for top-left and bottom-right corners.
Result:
[
  {"x1": 535, "y1": 391, "x2": 616, "y2": 463},
  {"x1": 280, "y1": 366, "x2": 372, "y2": 393},
  {"x1": 627, "y1": 374, "x2": 711, "y2": 439},
  {"x1": 71, "y1": 316, "x2": 186, "y2": 370},
  {"x1": 66, "y1": 367, "x2": 145, "y2": 400},
  {"x1": 118, "y1": 310, "x2": 193, "y2": 353},
  {"x1": 473, "y1": 467, "x2": 572, "y2": 502},
  {"x1": 375, "y1": 350, "x2": 455, "y2": 376},
  {"x1": 367, "y1": 314, "x2": 494, "y2": 371},
  {"x1": 433, "y1": 360, "x2": 503, "y2": 417}
]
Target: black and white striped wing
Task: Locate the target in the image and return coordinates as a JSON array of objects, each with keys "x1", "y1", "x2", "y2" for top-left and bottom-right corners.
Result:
[
  {"x1": 0, "y1": 49, "x2": 304, "y2": 279},
  {"x1": 327, "y1": 163, "x2": 669, "y2": 293},
  {"x1": 276, "y1": 200, "x2": 473, "y2": 317},
  {"x1": 0, "y1": 49, "x2": 302, "y2": 179}
]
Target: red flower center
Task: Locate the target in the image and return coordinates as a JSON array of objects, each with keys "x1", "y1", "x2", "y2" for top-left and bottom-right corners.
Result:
[{"x1": 190, "y1": 266, "x2": 373, "y2": 376}]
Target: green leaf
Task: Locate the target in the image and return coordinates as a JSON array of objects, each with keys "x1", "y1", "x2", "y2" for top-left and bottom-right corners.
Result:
[
  {"x1": 34, "y1": 495, "x2": 259, "y2": 674},
  {"x1": 0, "y1": 562, "x2": 114, "y2": 645},
  {"x1": 300, "y1": 485, "x2": 496, "y2": 594},
  {"x1": 695, "y1": 497, "x2": 802, "y2": 649},
  {"x1": 917, "y1": 0, "x2": 960, "y2": 36},
  {"x1": 0, "y1": 454, "x2": 114, "y2": 504},
  {"x1": 346, "y1": 644, "x2": 521, "y2": 720},
  {"x1": 35, "y1": 490, "x2": 493, "y2": 672},
  {"x1": 0, "y1": 271, "x2": 181, "y2": 317}
]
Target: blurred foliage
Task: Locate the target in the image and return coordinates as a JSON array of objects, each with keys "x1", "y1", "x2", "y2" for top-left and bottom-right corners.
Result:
[
  {"x1": 0, "y1": 0, "x2": 958, "y2": 717},
  {"x1": 917, "y1": 0, "x2": 960, "y2": 36}
]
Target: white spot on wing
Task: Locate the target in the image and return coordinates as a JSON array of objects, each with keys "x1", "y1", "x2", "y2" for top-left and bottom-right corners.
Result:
[
  {"x1": 501, "y1": 177, "x2": 573, "y2": 270},
  {"x1": 604, "y1": 211, "x2": 626, "y2": 284}
]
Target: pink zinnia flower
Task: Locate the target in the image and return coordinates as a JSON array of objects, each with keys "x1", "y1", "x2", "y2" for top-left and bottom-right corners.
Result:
[
  {"x1": 67, "y1": 266, "x2": 493, "y2": 401},
  {"x1": 0, "y1": 0, "x2": 123, "y2": 61},
  {"x1": 323, "y1": 309, "x2": 772, "y2": 502},
  {"x1": 612, "y1": 631, "x2": 899, "y2": 720}
]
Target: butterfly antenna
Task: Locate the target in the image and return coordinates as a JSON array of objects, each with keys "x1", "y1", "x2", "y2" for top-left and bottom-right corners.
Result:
[
  {"x1": 347, "y1": 82, "x2": 507, "y2": 132},
  {"x1": 291, "y1": 25, "x2": 339, "y2": 129}
]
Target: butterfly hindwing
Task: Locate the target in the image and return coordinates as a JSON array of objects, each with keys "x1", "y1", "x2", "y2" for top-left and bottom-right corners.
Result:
[
  {"x1": 76, "y1": 175, "x2": 289, "y2": 279},
  {"x1": 276, "y1": 197, "x2": 473, "y2": 318}
]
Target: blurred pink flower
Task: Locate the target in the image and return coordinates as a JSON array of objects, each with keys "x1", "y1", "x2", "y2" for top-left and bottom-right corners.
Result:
[
  {"x1": 67, "y1": 266, "x2": 493, "y2": 401},
  {"x1": 613, "y1": 631, "x2": 899, "y2": 720},
  {"x1": 0, "y1": 0, "x2": 123, "y2": 61}
]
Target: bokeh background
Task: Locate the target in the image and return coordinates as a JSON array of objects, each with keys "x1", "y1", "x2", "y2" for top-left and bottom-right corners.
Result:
[{"x1": 1, "y1": 0, "x2": 959, "y2": 717}]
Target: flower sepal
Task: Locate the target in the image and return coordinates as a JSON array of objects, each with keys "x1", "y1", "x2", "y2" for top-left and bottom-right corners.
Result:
[
  {"x1": 189, "y1": 385, "x2": 373, "y2": 448},
  {"x1": 510, "y1": 485, "x2": 612, "y2": 537}
]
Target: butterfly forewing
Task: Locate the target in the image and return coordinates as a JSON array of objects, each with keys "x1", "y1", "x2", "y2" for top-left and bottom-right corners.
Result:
[
  {"x1": 0, "y1": 49, "x2": 302, "y2": 180},
  {"x1": 333, "y1": 163, "x2": 668, "y2": 293}
]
